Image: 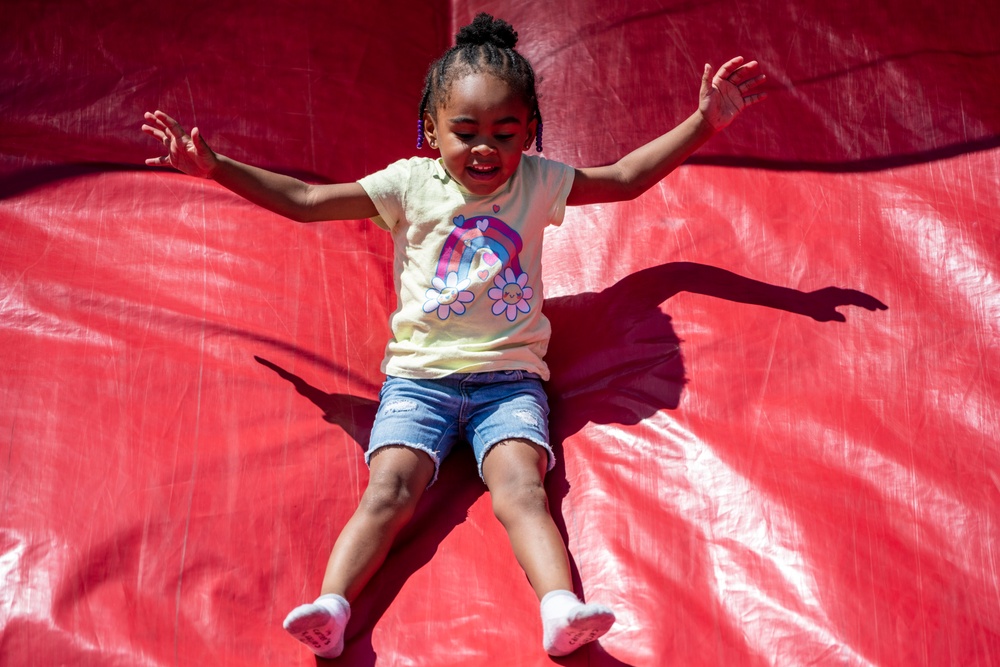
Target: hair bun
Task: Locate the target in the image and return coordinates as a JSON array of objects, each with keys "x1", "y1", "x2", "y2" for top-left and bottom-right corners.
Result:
[{"x1": 455, "y1": 13, "x2": 518, "y2": 49}]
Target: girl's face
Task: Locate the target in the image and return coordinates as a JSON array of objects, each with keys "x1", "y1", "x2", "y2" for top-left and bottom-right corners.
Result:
[{"x1": 424, "y1": 72, "x2": 537, "y2": 196}]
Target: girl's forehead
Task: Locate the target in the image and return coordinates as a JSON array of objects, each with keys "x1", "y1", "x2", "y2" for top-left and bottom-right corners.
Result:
[{"x1": 439, "y1": 72, "x2": 529, "y2": 118}]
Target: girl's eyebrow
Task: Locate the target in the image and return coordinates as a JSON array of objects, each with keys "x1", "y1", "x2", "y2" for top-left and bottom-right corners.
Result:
[{"x1": 448, "y1": 115, "x2": 524, "y2": 126}]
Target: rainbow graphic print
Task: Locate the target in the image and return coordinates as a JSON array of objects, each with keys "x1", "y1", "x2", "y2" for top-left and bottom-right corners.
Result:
[{"x1": 421, "y1": 207, "x2": 534, "y2": 322}]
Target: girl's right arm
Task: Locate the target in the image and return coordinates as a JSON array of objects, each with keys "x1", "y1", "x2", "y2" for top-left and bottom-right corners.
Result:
[{"x1": 142, "y1": 110, "x2": 378, "y2": 223}]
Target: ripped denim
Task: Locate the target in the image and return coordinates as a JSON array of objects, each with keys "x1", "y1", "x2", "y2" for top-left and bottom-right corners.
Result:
[{"x1": 365, "y1": 370, "x2": 553, "y2": 485}]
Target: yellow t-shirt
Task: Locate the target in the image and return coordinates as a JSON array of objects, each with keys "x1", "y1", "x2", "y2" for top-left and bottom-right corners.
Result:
[{"x1": 358, "y1": 155, "x2": 575, "y2": 380}]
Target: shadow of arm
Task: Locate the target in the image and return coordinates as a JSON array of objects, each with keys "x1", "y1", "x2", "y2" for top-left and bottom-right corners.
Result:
[{"x1": 625, "y1": 262, "x2": 888, "y2": 322}]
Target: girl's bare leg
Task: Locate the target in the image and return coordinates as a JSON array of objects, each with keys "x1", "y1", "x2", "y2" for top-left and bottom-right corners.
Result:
[
  {"x1": 481, "y1": 438, "x2": 572, "y2": 596},
  {"x1": 482, "y1": 439, "x2": 614, "y2": 656},
  {"x1": 284, "y1": 445, "x2": 436, "y2": 658},
  {"x1": 321, "y1": 445, "x2": 436, "y2": 599}
]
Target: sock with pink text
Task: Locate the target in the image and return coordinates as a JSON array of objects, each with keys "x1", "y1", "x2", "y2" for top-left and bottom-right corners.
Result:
[
  {"x1": 283, "y1": 593, "x2": 351, "y2": 659},
  {"x1": 540, "y1": 589, "x2": 615, "y2": 656}
]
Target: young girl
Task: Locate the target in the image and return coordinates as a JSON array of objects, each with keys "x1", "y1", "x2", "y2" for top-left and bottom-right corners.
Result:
[{"x1": 142, "y1": 13, "x2": 764, "y2": 659}]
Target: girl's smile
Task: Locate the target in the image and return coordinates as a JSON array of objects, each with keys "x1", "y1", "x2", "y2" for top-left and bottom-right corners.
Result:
[{"x1": 423, "y1": 72, "x2": 537, "y2": 196}]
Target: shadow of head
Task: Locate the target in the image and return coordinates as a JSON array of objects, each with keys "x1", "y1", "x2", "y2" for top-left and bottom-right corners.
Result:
[{"x1": 544, "y1": 267, "x2": 687, "y2": 438}]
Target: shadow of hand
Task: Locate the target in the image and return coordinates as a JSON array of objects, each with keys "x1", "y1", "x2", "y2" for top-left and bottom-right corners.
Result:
[{"x1": 801, "y1": 287, "x2": 889, "y2": 322}]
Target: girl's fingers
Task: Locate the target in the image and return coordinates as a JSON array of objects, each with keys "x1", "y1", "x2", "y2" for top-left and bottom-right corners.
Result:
[
  {"x1": 146, "y1": 111, "x2": 186, "y2": 145},
  {"x1": 143, "y1": 111, "x2": 189, "y2": 169},
  {"x1": 700, "y1": 63, "x2": 713, "y2": 97},
  {"x1": 158, "y1": 112, "x2": 191, "y2": 142},
  {"x1": 737, "y1": 74, "x2": 767, "y2": 94},
  {"x1": 715, "y1": 55, "x2": 745, "y2": 80},
  {"x1": 721, "y1": 59, "x2": 761, "y2": 87},
  {"x1": 147, "y1": 111, "x2": 194, "y2": 143},
  {"x1": 152, "y1": 110, "x2": 180, "y2": 127},
  {"x1": 144, "y1": 111, "x2": 170, "y2": 134}
]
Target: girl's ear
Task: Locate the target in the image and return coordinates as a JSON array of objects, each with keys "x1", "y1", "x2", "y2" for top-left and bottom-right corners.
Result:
[
  {"x1": 523, "y1": 117, "x2": 538, "y2": 151},
  {"x1": 423, "y1": 112, "x2": 439, "y2": 150}
]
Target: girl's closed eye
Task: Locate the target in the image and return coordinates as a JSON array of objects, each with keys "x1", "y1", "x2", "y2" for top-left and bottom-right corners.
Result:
[{"x1": 452, "y1": 132, "x2": 514, "y2": 142}]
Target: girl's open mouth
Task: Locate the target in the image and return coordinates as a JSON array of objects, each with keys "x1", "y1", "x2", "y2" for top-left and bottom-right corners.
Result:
[{"x1": 468, "y1": 163, "x2": 500, "y2": 180}]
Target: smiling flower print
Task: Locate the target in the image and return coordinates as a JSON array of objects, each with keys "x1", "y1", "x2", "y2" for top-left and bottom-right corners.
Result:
[
  {"x1": 423, "y1": 272, "x2": 475, "y2": 320},
  {"x1": 489, "y1": 267, "x2": 533, "y2": 322}
]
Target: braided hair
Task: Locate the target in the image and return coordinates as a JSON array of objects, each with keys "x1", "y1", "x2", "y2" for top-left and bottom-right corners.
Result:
[{"x1": 417, "y1": 13, "x2": 543, "y2": 152}]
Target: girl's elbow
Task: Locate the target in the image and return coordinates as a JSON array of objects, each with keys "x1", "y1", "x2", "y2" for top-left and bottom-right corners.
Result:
[
  {"x1": 294, "y1": 186, "x2": 324, "y2": 222},
  {"x1": 620, "y1": 185, "x2": 646, "y2": 202},
  {"x1": 289, "y1": 206, "x2": 321, "y2": 223},
  {"x1": 611, "y1": 167, "x2": 651, "y2": 202},
  {"x1": 612, "y1": 180, "x2": 646, "y2": 203}
]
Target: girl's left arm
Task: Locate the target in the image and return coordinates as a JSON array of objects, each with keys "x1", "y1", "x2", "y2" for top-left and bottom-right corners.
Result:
[{"x1": 566, "y1": 57, "x2": 766, "y2": 207}]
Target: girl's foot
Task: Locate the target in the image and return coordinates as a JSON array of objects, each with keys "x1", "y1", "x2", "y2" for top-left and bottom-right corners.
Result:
[
  {"x1": 540, "y1": 589, "x2": 615, "y2": 656},
  {"x1": 283, "y1": 593, "x2": 351, "y2": 659}
]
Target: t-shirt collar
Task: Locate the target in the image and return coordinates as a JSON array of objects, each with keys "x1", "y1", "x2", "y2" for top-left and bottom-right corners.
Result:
[{"x1": 434, "y1": 157, "x2": 521, "y2": 198}]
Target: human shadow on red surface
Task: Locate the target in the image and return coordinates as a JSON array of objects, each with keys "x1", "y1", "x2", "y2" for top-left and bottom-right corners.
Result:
[
  {"x1": 254, "y1": 355, "x2": 378, "y2": 446},
  {"x1": 540, "y1": 261, "x2": 886, "y2": 662},
  {"x1": 543, "y1": 261, "x2": 887, "y2": 440}
]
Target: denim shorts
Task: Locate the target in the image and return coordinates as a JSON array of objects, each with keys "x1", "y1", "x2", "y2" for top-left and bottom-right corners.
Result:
[{"x1": 365, "y1": 370, "x2": 554, "y2": 485}]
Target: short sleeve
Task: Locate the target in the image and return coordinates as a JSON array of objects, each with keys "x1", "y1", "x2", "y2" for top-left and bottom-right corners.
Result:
[
  {"x1": 530, "y1": 156, "x2": 576, "y2": 227},
  {"x1": 551, "y1": 161, "x2": 575, "y2": 227},
  {"x1": 357, "y1": 158, "x2": 413, "y2": 231}
]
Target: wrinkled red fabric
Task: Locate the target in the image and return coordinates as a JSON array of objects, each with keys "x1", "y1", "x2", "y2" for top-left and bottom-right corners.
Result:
[{"x1": 2, "y1": 1, "x2": 998, "y2": 665}]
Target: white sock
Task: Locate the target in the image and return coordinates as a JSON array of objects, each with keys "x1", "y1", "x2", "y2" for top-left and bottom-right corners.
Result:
[
  {"x1": 283, "y1": 593, "x2": 351, "y2": 659},
  {"x1": 540, "y1": 589, "x2": 615, "y2": 656}
]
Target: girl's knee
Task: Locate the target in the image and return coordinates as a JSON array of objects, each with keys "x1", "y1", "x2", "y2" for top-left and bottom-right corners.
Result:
[
  {"x1": 490, "y1": 476, "x2": 550, "y2": 525},
  {"x1": 482, "y1": 438, "x2": 548, "y2": 484},
  {"x1": 481, "y1": 440, "x2": 553, "y2": 524},
  {"x1": 362, "y1": 446, "x2": 434, "y2": 517},
  {"x1": 359, "y1": 483, "x2": 417, "y2": 524}
]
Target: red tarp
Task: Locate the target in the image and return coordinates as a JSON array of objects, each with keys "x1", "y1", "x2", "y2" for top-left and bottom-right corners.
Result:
[{"x1": 2, "y1": 1, "x2": 999, "y2": 665}]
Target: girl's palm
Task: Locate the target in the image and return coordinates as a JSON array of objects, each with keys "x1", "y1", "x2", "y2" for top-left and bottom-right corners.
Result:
[
  {"x1": 699, "y1": 57, "x2": 766, "y2": 130},
  {"x1": 142, "y1": 110, "x2": 218, "y2": 178}
]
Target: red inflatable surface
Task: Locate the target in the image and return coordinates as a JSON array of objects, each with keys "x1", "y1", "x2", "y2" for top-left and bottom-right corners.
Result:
[{"x1": 2, "y1": 1, "x2": 999, "y2": 665}]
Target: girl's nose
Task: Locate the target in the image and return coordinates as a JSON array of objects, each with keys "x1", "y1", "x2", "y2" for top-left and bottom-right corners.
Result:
[{"x1": 471, "y1": 142, "x2": 496, "y2": 155}]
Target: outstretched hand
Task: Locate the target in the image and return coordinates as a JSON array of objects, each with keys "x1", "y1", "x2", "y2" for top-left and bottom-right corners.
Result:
[
  {"x1": 699, "y1": 57, "x2": 767, "y2": 131},
  {"x1": 141, "y1": 110, "x2": 218, "y2": 178}
]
